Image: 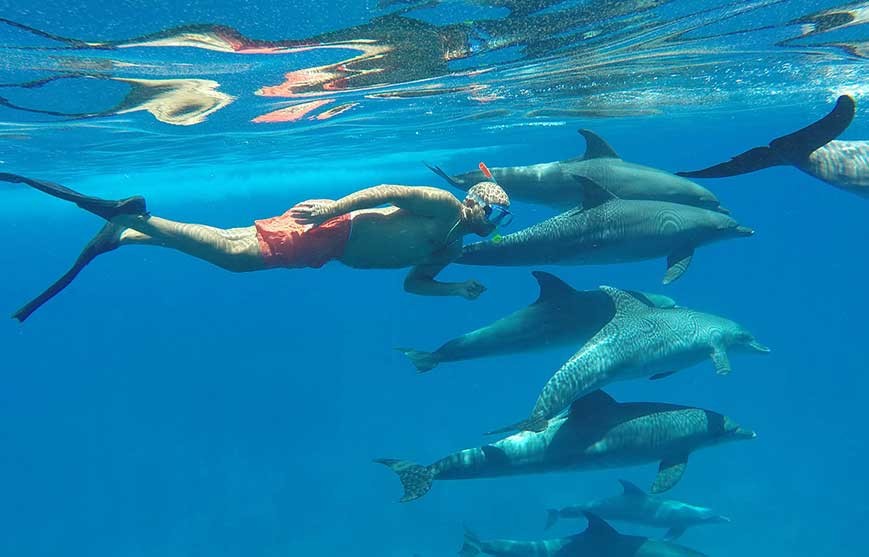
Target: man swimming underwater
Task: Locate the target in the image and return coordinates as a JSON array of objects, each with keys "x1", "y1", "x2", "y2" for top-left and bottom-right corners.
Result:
[{"x1": 0, "y1": 166, "x2": 512, "y2": 321}]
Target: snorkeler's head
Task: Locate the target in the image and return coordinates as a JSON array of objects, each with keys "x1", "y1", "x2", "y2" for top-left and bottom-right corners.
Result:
[{"x1": 463, "y1": 172, "x2": 512, "y2": 236}]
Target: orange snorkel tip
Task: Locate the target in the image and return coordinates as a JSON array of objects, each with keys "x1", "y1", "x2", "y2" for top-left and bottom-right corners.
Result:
[{"x1": 479, "y1": 161, "x2": 495, "y2": 182}]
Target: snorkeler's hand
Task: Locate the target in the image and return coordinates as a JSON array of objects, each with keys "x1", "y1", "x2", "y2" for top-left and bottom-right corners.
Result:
[
  {"x1": 456, "y1": 280, "x2": 486, "y2": 300},
  {"x1": 290, "y1": 200, "x2": 336, "y2": 225}
]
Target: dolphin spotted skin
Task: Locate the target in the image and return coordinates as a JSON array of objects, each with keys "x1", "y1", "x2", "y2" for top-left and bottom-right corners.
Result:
[
  {"x1": 460, "y1": 513, "x2": 707, "y2": 557},
  {"x1": 376, "y1": 390, "x2": 755, "y2": 501},
  {"x1": 496, "y1": 287, "x2": 769, "y2": 434},
  {"x1": 458, "y1": 180, "x2": 753, "y2": 284},
  {"x1": 429, "y1": 129, "x2": 724, "y2": 212},
  {"x1": 546, "y1": 479, "x2": 730, "y2": 540},
  {"x1": 679, "y1": 95, "x2": 868, "y2": 197},
  {"x1": 398, "y1": 271, "x2": 676, "y2": 372}
]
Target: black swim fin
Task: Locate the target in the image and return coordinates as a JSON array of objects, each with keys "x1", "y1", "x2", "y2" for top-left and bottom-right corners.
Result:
[
  {"x1": 423, "y1": 162, "x2": 467, "y2": 191},
  {"x1": 12, "y1": 222, "x2": 124, "y2": 322},
  {"x1": 0, "y1": 172, "x2": 147, "y2": 220},
  {"x1": 677, "y1": 95, "x2": 856, "y2": 178}
]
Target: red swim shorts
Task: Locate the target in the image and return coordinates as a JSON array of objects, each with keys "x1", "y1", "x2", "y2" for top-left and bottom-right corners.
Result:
[{"x1": 254, "y1": 200, "x2": 352, "y2": 268}]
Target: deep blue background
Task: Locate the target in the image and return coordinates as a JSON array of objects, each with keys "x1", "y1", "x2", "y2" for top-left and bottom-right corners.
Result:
[
  {"x1": 2, "y1": 111, "x2": 868, "y2": 556},
  {"x1": 1, "y1": 1, "x2": 868, "y2": 555}
]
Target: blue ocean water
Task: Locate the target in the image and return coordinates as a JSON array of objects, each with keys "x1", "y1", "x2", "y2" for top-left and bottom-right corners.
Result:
[{"x1": 0, "y1": 1, "x2": 867, "y2": 556}]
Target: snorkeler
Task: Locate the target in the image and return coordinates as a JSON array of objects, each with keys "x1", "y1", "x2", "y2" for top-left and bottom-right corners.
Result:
[{"x1": 0, "y1": 165, "x2": 512, "y2": 321}]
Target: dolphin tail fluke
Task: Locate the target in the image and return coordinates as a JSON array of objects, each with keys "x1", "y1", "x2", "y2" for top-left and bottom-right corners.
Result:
[
  {"x1": 375, "y1": 459, "x2": 433, "y2": 502},
  {"x1": 545, "y1": 509, "x2": 560, "y2": 530},
  {"x1": 12, "y1": 222, "x2": 124, "y2": 322},
  {"x1": 459, "y1": 527, "x2": 482, "y2": 557},
  {"x1": 396, "y1": 348, "x2": 439, "y2": 373},
  {"x1": 677, "y1": 95, "x2": 856, "y2": 178},
  {"x1": 0, "y1": 172, "x2": 147, "y2": 220}
]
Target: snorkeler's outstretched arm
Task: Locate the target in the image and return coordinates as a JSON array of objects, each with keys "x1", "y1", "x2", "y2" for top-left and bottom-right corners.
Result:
[
  {"x1": 404, "y1": 262, "x2": 486, "y2": 300},
  {"x1": 291, "y1": 184, "x2": 461, "y2": 224}
]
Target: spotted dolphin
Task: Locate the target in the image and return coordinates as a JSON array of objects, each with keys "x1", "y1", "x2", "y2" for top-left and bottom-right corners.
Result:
[
  {"x1": 376, "y1": 390, "x2": 755, "y2": 501},
  {"x1": 678, "y1": 95, "x2": 868, "y2": 196},
  {"x1": 494, "y1": 287, "x2": 769, "y2": 433},
  {"x1": 428, "y1": 129, "x2": 725, "y2": 211},
  {"x1": 458, "y1": 180, "x2": 753, "y2": 284},
  {"x1": 398, "y1": 271, "x2": 675, "y2": 372},
  {"x1": 545, "y1": 479, "x2": 730, "y2": 540},
  {"x1": 460, "y1": 513, "x2": 707, "y2": 557}
]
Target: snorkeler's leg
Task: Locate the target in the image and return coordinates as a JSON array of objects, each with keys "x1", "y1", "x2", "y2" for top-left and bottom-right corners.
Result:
[
  {"x1": 13, "y1": 221, "x2": 259, "y2": 321},
  {"x1": 111, "y1": 214, "x2": 264, "y2": 272}
]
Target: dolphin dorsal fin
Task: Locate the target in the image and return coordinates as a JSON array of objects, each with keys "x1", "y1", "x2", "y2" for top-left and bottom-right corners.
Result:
[
  {"x1": 579, "y1": 129, "x2": 621, "y2": 159},
  {"x1": 568, "y1": 390, "x2": 617, "y2": 418},
  {"x1": 583, "y1": 512, "x2": 619, "y2": 538},
  {"x1": 600, "y1": 286, "x2": 653, "y2": 316},
  {"x1": 618, "y1": 479, "x2": 646, "y2": 497},
  {"x1": 532, "y1": 271, "x2": 577, "y2": 304},
  {"x1": 574, "y1": 176, "x2": 617, "y2": 209}
]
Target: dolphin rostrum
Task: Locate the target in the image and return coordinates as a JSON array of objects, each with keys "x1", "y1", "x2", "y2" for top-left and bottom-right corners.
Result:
[
  {"x1": 545, "y1": 479, "x2": 731, "y2": 540},
  {"x1": 493, "y1": 287, "x2": 769, "y2": 433},
  {"x1": 678, "y1": 95, "x2": 868, "y2": 196},
  {"x1": 460, "y1": 513, "x2": 707, "y2": 557},
  {"x1": 428, "y1": 129, "x2": 725, "y2": 211},
  {"x1": 376, "y1": 390, "x2": 756, "y2": 501},
  {"x1": 458, "y1": 180, "x2": 753, "y2": 284},
  {"x1": 398, "y1": 271, "x2": 675, "y2": 372}
]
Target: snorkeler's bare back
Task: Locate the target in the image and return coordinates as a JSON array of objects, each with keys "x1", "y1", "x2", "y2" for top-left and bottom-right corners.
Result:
[{"x1": 339, "y1": 207, "x2": 462, "y2": 269}]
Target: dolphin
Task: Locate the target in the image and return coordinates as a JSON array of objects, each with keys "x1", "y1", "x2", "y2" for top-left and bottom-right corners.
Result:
[
  {"x1": 376, "y1": 390, "x2": 756, "y2": 501},
  {"x1": 678, "y1": 95, "x2": 869, "y2": 196},
  {"x1": 398, "y1": 271, "x2": 676, "y2": 372},
  {"x1": 428, "y1": 129, "x2": 725, "y2": 211},
  {"x1": 494, "y1": 286, "x2": 769, "y2": 433},
  {"x1": 457, "y1": 180, "x2": 753, "y2": 284},
  {"x1": 545, "y1": 479, "x2": 731, "y2": 540},
  {"x1": 460, "y1": 513, "x2": 707, "y2": 557}
]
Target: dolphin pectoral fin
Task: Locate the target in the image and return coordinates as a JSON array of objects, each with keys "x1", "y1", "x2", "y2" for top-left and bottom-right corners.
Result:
[
  {"x1": 748, "y1": 340, "x2": 771, "y2": 353},
  {"x1": 711, "y1": 345, "x2": 731, "y2": 375},
  {"x1": 577, "y1": 129, "x2": 621, "y2": 159},
  {"x1": 572, "y1": 175, "x2": 618, "y2": 208},
  {"x1": 651, "y1": 455, "x2": 688, "y2": 493},
  {"x1": 664, "y1": 527, "x2": 687, "y2": 540},
  {"x1": 649, "y1": 371, "x2": 677, "y2": 381},
  {"x1": 486, "y1": 415, "x2": 548, "y2": 435},
  {"x1": 663, "y1": 247, "x2": 694, "y2": 285}
]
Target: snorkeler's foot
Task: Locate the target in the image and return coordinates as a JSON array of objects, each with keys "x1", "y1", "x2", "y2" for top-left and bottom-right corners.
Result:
[
  {"x1": 0, "y1": 172, "x2": 147, "y2": 220},
  {"x1": 12, "y1": 222, "x2": 125, "y2": 322}
]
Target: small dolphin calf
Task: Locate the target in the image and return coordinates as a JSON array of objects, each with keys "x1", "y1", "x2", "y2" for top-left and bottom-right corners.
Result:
[
  {"x1": 398, "y1": 271, "x2": 675, "y2": 372},
  {"x1": 457, "y1": 181, "x2": 752, "y2": 284},
  {"x1": 495, "y1": 286, "x2": 768, "y2": 433},
  {"x1": 679, "y1": 95, "x2": 868, "y2": 196},
  {"x1": 377, "y1": 390, "x2": 755, "y2": 501},
  {"x1": 546, "y1": 479, "x2": 730, "y2": 540},
  {"x1": 429, "y1": 129, "x2": 724, "y2": 211},
  {"x1": 460, "y1": 513, "x2": 707, "y2": 557}
]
